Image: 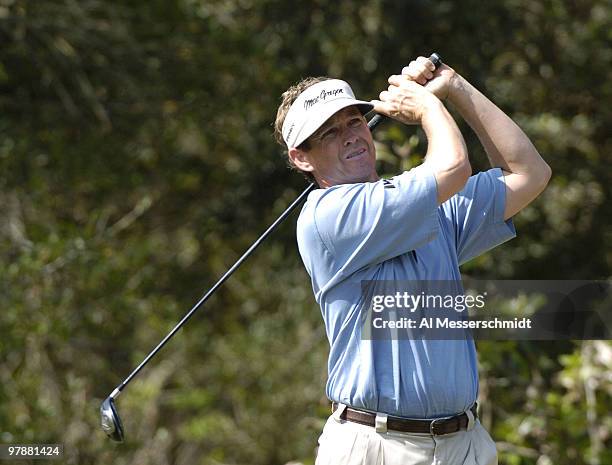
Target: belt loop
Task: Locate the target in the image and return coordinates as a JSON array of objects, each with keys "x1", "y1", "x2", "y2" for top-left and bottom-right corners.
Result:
[
  {"x1": 332, "y1": 403, "x2": 346, "y2": 423},
  {"x1": 375, "y1": 413, "x2": 388, "y2": 433},
  {"x1": 465, "y1": 406, "x2": 475, "y2": 431}
]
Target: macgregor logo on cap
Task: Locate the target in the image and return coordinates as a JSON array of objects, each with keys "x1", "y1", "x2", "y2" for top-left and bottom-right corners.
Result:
[
  {"x1": 281, "y1": 79, "x2": 373, "y2": 149},
  {"x1": 304, "y1": 88, "x2": 345, "y2": 110}
]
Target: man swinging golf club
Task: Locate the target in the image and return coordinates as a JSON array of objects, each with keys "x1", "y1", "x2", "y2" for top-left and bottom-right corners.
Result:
[{"x1": 274, "y1": 55, "x2": 551, "y2": 464}]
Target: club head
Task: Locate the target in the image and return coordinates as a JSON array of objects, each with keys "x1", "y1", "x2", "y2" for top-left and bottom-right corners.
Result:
[{"x1": 100, "y1": 396, "x2": 125, "y2": 442}]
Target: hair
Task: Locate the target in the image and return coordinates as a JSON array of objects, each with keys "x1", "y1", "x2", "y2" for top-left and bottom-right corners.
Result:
[{"x1": 274, "y1": 76, "x2": 330, "y2": 185}]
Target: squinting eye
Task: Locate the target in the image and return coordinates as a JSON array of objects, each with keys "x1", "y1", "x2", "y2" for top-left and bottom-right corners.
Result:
[
  {"x1": 349, "y1": 118, "x2": 362, "y2": 127},
  {"x1": 321, "y1": 128, "x2": 339, "y2": 140}
]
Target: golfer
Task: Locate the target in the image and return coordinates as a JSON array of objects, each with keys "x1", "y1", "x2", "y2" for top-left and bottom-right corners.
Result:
[{"x1": 274, "y1": 56, "x2": 551, "y2": 464}]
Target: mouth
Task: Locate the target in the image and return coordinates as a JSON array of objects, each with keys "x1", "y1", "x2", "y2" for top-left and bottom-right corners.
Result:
[{"x1": 345, "y1": 148, "x2": 367, "y2": 160}]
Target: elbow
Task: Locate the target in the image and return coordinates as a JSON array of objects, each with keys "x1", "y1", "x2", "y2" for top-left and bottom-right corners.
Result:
[
  {"x1": 429, "y1": 148, "x2": 471, "y2": 204},
  {"x1": 458, "y1": 157, "x2": 472, "y2": 185},
  {"x1": 537, "y1": 159, "x2": 552, "y2": 192},
  {"x1": 525, "y1": 144, "x2": 551, "y2": 190},
  {"x1": 450, "y1": 156, "x2": 472, "y2": 190},
  {"x1": 543, "y1": 161, "x2": 552, "y2": 185}
]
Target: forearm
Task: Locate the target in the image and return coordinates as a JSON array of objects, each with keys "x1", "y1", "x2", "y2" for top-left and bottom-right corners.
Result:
[
  {"x1": 421, "y1": 98, "x2": 471, "y2": 203},
  {"x1": 448, "y1": 75, "x2": 550, "y2": 178}
]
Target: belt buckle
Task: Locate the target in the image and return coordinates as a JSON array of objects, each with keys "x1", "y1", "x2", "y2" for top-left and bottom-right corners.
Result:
[{"x1": 429, "y1": 417, "x2": 446, "y2": 436}]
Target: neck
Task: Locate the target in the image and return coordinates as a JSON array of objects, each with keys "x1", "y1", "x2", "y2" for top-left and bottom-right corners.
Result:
[{"x1": 315, "y1": 173, "x2": 380, "y2": 188}]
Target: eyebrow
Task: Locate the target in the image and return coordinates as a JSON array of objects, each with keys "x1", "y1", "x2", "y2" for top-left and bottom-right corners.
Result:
[
  {"x1": 312, "y1": 121, "x2": 335, "y2": 139},
  {"x1": 315, "y1": 109, "x2": 362, "y2": 136}
]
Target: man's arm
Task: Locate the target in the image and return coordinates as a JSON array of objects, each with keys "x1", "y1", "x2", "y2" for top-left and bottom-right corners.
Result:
[
  {"x1": 446, "y1": 75, "x2": 552, "y2": 220},
  {"x1": 402, "y1": 56, "x2": 551, "y2": 220},
  {"x1": 420, "y1": 98, "x2": 472, "y2": 204}
]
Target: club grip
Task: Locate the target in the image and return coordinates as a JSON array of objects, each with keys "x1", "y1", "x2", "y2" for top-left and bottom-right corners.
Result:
[{"x1": 368, "y1": 52, "x2": 443, "y2": 131}]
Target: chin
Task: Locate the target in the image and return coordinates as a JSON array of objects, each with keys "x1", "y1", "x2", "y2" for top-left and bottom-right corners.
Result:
[
  {"x1": 352, "y1": 172, "x2": 378, "y2": 184},
  {"x1": 319, "y1": 169, "x2": 379, "y2": 188}
]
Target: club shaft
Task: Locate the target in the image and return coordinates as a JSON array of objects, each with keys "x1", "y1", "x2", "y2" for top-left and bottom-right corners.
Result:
[
  {"x1": 109, "y1": 73, "x2": 424, "y2": 398},
  {"x1": 113, "y1": 182, "x2": 317, "y2": 396}
]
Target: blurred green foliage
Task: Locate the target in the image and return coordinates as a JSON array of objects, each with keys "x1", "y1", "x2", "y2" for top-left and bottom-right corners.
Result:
[{"x1": 0, "y1": 0, "x2": 610, "y2": 464}]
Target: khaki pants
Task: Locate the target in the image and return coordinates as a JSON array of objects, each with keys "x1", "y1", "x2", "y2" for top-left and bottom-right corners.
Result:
[{"x1": 315, "y1": 406, "x2": 498, "y2": 465}]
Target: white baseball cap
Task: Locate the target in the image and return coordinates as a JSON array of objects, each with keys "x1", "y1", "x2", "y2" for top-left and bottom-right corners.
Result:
[{"x1": 281, "y1": 79, "x2": 374, "y2": 148}]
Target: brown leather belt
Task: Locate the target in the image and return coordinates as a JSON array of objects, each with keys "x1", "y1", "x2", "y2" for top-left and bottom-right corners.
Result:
[{"x1": 331, "y1": 402, "x2": 478, "y2": 435}]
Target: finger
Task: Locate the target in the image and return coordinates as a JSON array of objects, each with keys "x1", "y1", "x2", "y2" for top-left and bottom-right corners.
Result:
[
  {"x1": 416, "y1": 56, "x2": 436, "y2": 72},
  {"x1": 389, "y1": 74, "x2": 416, "y2": 87},
  {"x1": 401, "y1": 62, "x2": 424, "y2": 81},
  {"x1": 401, "y1": 60, "x2": 418, "y2": 75},
  {"x1": 379, "y1": 90, "x2": 393, "y2": 101},
  {"x1": 389, "y1": 74, "x2": 404, "y2": 86},
  {"x1": 401, "y1": 62, "x2": 433, "y2": 84},
  {"x1": 388, "y1": 81, "x2": 409, "y2": 92},
  {"x1": 421, "y1": 66, "x2": 434, "y2": 80},
  {"x1": 413, "y1": 61, "x2": 434, "y2": 80},
  {"x1": 415, "y1": 74, "x2": 428, "y2": 86},
  {"x1": 388, "y1": 78, "x2": 422, "y2": 93},
  {"x1": 369, "y1": 99, "x2": 396, "y2": 116},
  {"x1": 380, "y1": 88, "x2": 407, "y2": 102},
  {"x1": 407, "y1": 70, "x2": 427, "y2": 85}
]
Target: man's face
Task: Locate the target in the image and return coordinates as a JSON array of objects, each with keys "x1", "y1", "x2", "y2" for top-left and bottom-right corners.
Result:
[{"x1": 290, "y1": 106, "x2": 378, "y2": 187}]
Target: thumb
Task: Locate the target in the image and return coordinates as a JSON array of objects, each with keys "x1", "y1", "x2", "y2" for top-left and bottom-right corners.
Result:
[{"x1": 423, "y1": 77, "x2": 446, "y2": 100}]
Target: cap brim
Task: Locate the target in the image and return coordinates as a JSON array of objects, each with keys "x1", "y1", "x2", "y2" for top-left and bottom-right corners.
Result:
[{"x1": 292, "y1": 99, "x2": 374, "y2": 148}]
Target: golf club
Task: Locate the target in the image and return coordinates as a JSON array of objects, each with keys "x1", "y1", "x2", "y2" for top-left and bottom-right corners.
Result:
[
  {"x1": 99, "y1": 183, "x2": 315, "y2": 442},
  {"x1": 100, "y1": 52, "x2": 443, "y2": 442}
]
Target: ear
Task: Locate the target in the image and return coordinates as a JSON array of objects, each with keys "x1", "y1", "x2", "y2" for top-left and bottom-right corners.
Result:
[{"x1": 288, "y1": 147, "x2": 315, "y2": 172}]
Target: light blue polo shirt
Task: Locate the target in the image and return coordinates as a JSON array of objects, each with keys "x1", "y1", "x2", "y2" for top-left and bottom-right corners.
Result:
[{"x1": 296, "y1": 165, "x2": 516, "y2": 419}]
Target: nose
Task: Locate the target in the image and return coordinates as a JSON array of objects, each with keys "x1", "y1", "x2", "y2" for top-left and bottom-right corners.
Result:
[{"x1": 342, "y1": 127, "x2": 359, "y2": 146}]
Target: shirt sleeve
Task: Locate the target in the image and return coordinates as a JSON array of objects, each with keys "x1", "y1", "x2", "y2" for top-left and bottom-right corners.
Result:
[
  {"x1": 311, "y1": 164, "x2": 439, "y2": 275},
  {"x1": 440, "y1": 168, "x2": 516, "y2": 265}
]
